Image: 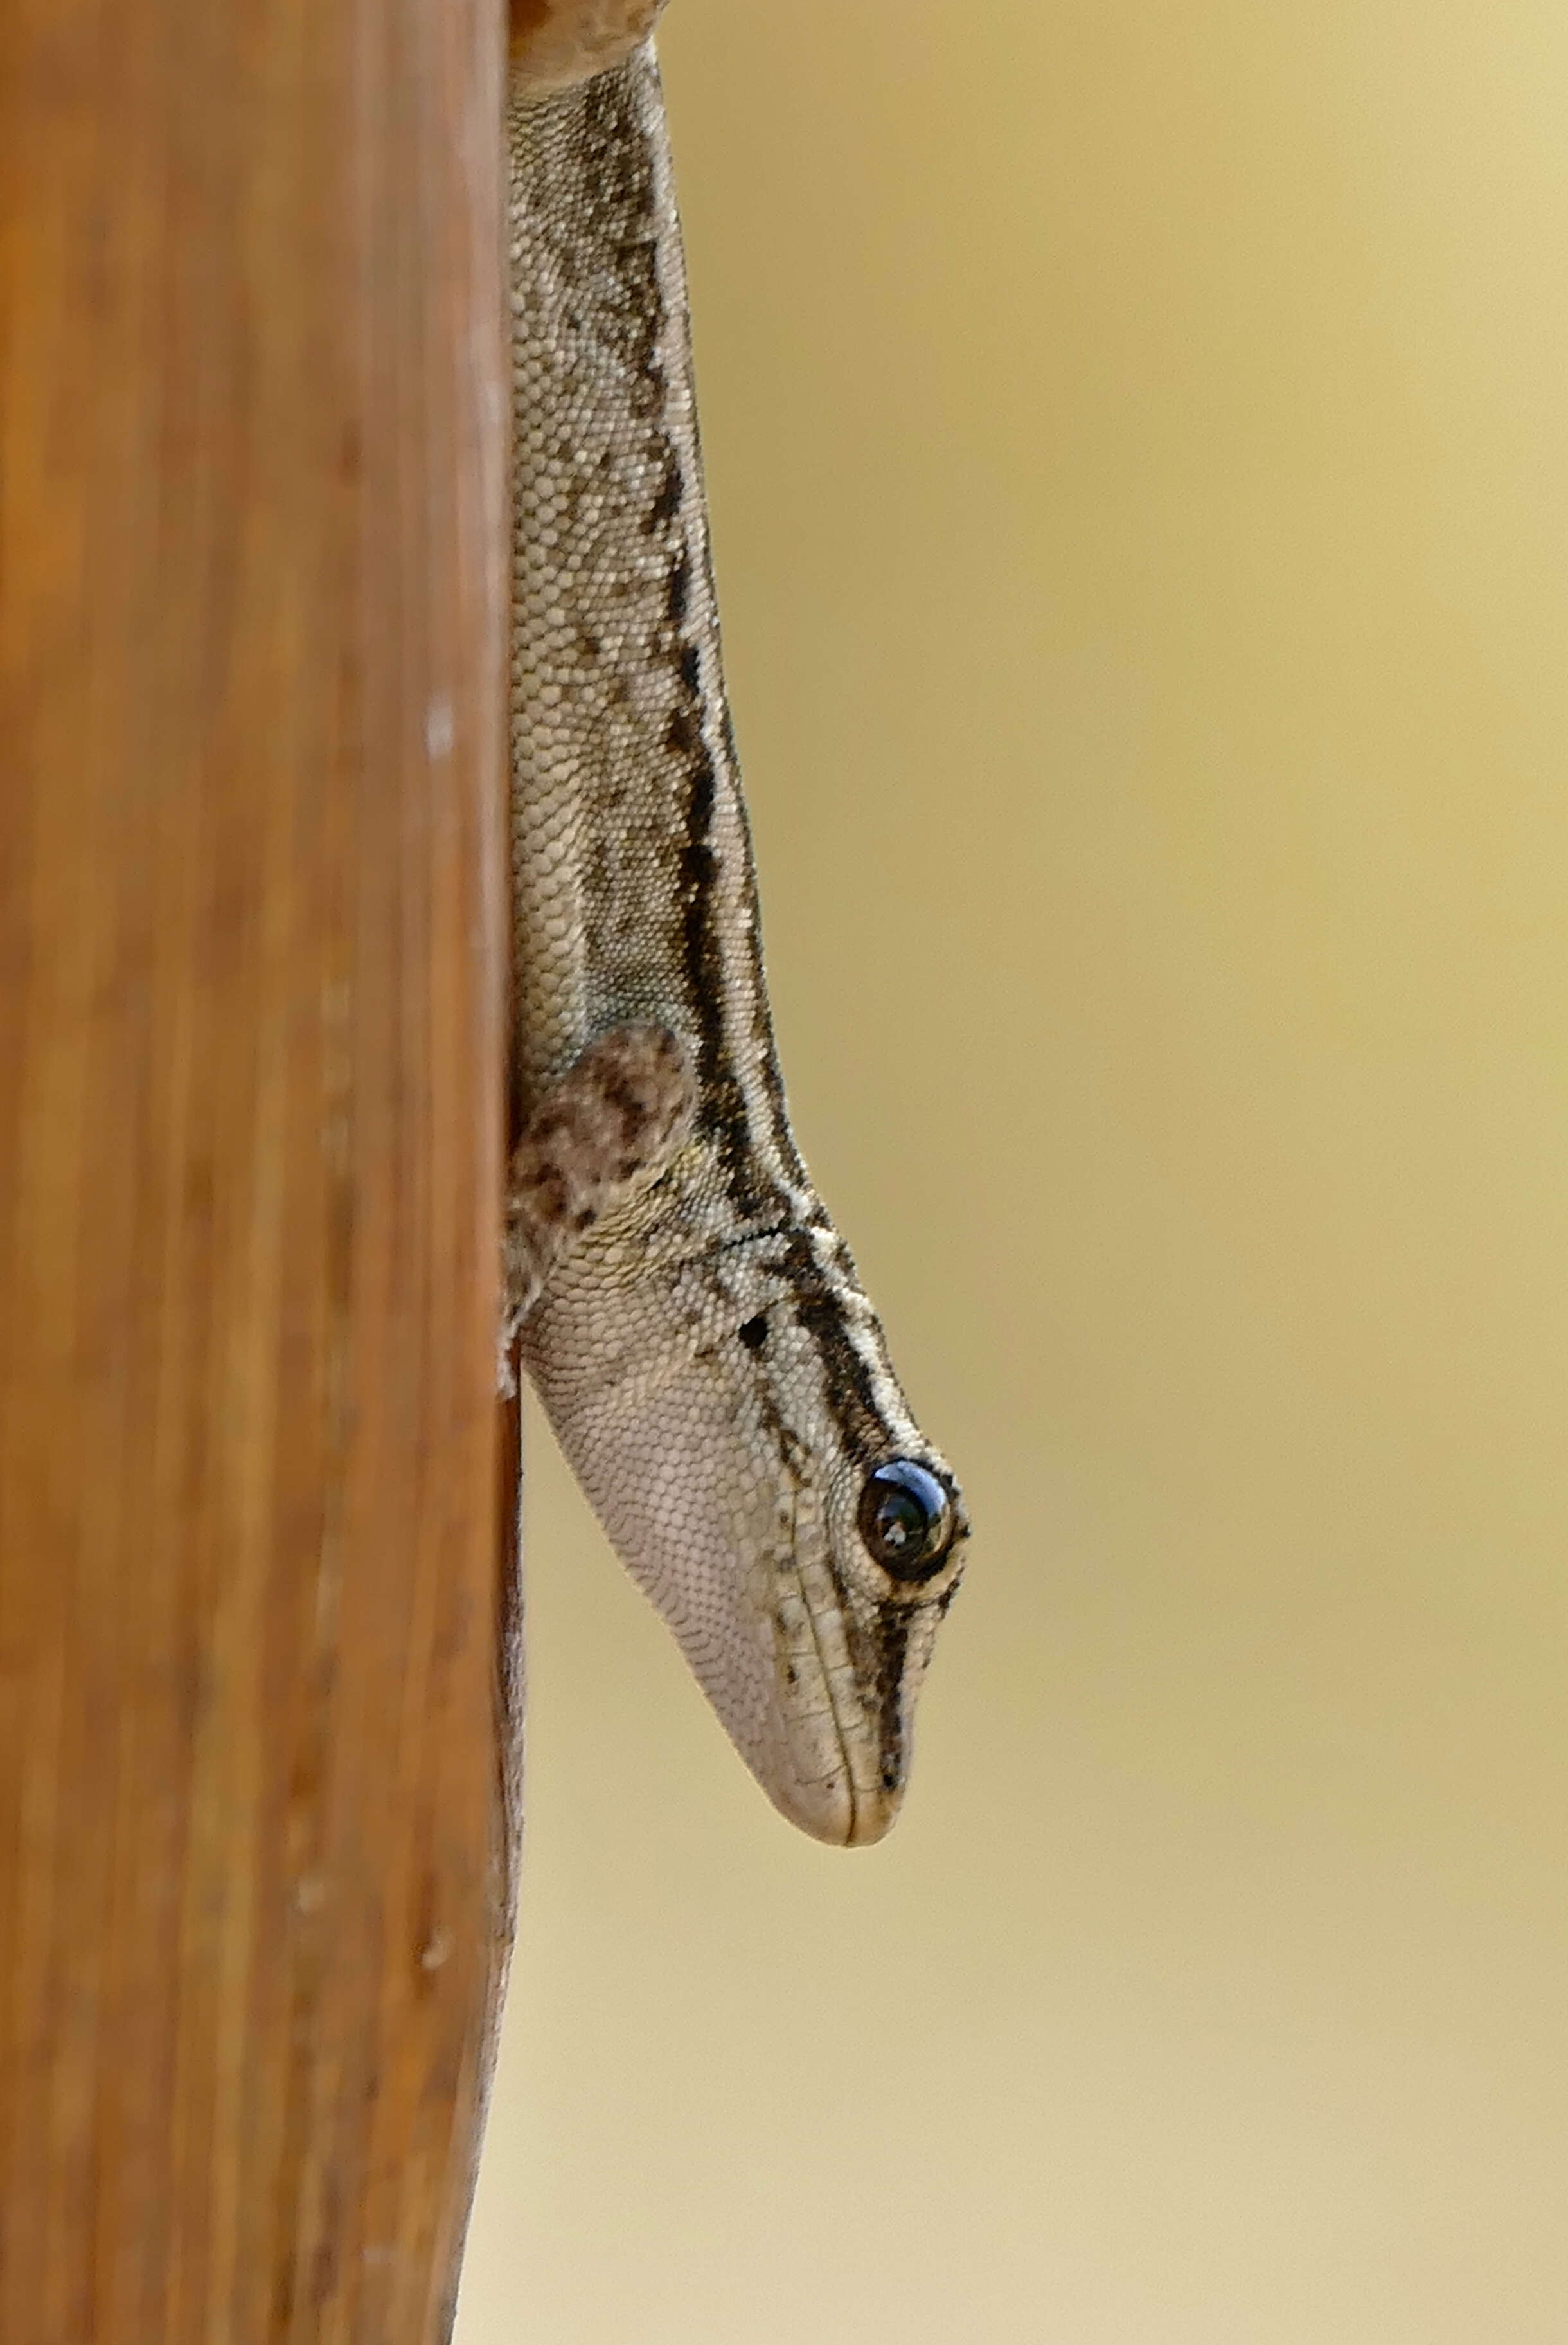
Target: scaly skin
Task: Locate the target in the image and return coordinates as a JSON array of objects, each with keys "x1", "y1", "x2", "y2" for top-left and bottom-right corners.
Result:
[{"x1": 504, "y1": 35, "x2": 968, "y2": 1846}]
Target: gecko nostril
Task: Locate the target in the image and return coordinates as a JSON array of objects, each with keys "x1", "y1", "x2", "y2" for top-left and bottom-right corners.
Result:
[{"x1": 736, "y1": 1313, "x2": 768, "y2": 1352}]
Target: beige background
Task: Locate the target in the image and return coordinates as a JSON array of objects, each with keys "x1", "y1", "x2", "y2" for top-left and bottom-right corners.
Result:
[{"x1": 458, "y1": 3, "x2": 1568, "y2": 2337}]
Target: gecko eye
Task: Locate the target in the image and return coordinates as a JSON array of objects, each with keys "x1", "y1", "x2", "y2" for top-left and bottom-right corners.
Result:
[{"x1": 857, "y1": 1460, "x2": 956, "y2": 1582}]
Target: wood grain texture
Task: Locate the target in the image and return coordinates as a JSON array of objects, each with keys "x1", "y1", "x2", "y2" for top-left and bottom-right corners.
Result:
[{"x1": 0, "y1": 0, "x2": 512, "y2": 2334}]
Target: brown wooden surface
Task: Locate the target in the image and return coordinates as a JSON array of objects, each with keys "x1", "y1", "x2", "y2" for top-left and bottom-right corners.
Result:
[{"x1": 0, "y1": 0, "x2": 512, "y2": 2334}]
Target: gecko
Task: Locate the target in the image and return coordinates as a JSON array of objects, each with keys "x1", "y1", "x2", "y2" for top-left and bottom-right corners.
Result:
[{"x1": 503, "y1": 0, "x2": 968, "y2": 1847}]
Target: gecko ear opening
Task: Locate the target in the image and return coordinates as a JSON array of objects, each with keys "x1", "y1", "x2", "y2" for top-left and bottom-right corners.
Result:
[{"x1": 510, "y1": 0, "x2": 671, "y2": 91}]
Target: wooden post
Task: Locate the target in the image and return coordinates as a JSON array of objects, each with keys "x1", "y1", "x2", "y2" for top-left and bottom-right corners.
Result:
[{"x1": 0, "y1": 0, "x2": 512, "y2": 2333}]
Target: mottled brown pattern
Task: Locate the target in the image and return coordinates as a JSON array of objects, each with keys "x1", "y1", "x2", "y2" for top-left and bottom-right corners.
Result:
[
  {"x1": 510, "y1": 0, "x2": 668, "y2": 87},
  {"x1": 504, "y1": 1025, "x2": 695, "y2": 1316}
]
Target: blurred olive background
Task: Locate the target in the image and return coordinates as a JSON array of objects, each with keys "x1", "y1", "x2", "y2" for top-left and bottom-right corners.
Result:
[{"x1": 458, "y1": 3, "x2": 1568, "y2": 2337}]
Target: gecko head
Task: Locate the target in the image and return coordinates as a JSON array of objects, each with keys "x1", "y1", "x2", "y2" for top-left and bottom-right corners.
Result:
[{"x1": 522, "y1": 1231, "x2": 969, "y2": 1847}]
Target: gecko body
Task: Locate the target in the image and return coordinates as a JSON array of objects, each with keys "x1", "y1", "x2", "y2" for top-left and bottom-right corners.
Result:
[{"x1": 505, "y1": 18, "x2": 967, "y2": 1846}]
